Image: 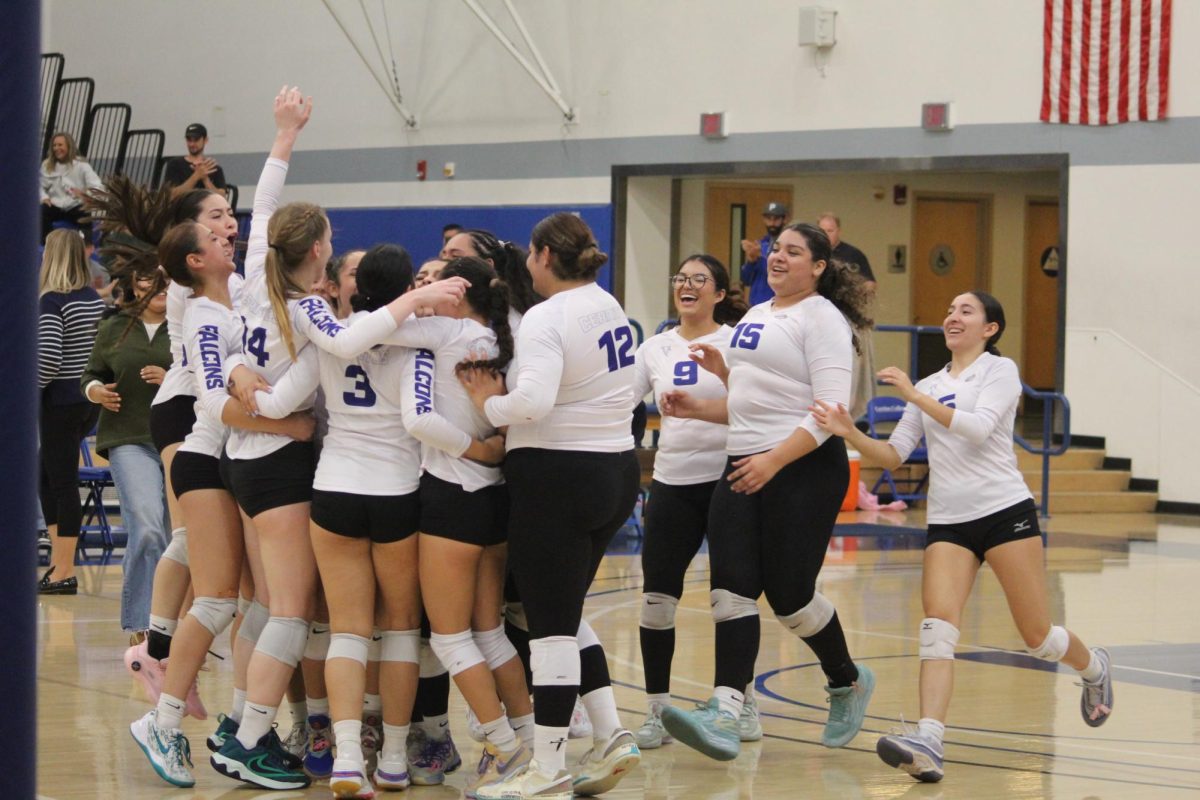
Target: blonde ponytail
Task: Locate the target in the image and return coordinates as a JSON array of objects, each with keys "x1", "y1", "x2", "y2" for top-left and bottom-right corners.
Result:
[{"x1": 264, "y1": 202, "x2": 329, "y2": 361}]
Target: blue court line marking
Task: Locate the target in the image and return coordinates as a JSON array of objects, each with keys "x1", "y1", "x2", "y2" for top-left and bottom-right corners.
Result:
[{"x1": 613, "y1": 683, "x2": 1200, "y2": 792}]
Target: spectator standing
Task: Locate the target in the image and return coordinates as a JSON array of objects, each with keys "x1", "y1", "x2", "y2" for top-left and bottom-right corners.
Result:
[
  {"x1": 739, "y1": 202, "x2": 787, "y2": 307},
  {"x1": 40, "y1": 132, "x2": 103, "y2": 243},
  {"x1": 161, "y1": 123, "x2": 227, "y2": 198},
  {"x1": 37, "y1": 229, "x2": 105, "y2": 594}
]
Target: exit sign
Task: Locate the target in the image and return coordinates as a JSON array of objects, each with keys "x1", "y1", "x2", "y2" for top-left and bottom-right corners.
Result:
[
  {"x1": 922, "y1": 102, "x2": 953, "y2": 131},
  {"x1": 700, "y1": 112, "x2": 727, "y2": 139}
]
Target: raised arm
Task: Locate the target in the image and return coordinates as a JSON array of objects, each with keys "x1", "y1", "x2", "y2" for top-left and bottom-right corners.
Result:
[{"x1": 245, "y1": 86, "x2": 312, "y2": 283}]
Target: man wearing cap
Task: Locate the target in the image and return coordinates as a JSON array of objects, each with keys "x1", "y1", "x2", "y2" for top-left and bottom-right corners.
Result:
[
  {"x1": 161, "y1": 123, "x2": 227, "y2": 197},
  {"x1": 739, "y1": 202, "x2": 788, "y2": 306}
]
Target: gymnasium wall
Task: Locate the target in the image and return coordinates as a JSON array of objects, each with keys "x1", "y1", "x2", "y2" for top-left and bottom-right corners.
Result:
[{"x1": 41, "y1": 0, "x2": 1200, "y2": 500}]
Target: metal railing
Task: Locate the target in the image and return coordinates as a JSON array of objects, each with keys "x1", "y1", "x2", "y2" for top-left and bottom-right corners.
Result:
[{"x1": 875, "y1": 324, "x2": 1070, "y2": 517}]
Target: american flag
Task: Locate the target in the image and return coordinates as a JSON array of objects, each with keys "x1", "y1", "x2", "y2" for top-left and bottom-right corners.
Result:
[{"x1": 1040, "y1": 0, "x2": 1172, "y2": 125}]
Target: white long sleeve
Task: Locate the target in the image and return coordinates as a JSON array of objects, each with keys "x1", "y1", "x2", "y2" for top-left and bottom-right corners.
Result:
[
  {"x1": 399, "y1": 348, "x2": 472, "y2": 458},
  {"x1": 254, "y1": 345, "x2": 320, "y2": 419},
  {"x1": 244, "y1": 157, "x2": 289, "y2": 285},
  {"x1": 946, "y1": 358, "x2": 1022, "y2": 445}
]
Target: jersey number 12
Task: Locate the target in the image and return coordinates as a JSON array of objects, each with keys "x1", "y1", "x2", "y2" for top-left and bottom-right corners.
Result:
[{"x1": 598, "y1": 326, "x2": 635, "y2": 372}]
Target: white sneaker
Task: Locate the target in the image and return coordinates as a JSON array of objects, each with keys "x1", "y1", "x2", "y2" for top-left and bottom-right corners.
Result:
[
  {"x1": 573, "y1": 729, "x2": 641, "y2": 796},
  {"x1": 465, "y1": 741, "x2": 532, "y2": 798},
  {"x1": 737, "y1": 693, "x2": 763, "y2": 741},
  {"x1": 331, "y1": 756, "x2": 376, "y2": 798},
  {"x1": 475, "y1": 765, "x2": 573, "y2": 800},
  {"x1": 282, "y1": 718, "x2": 307, "y2": 760},
  {"x1": 634, "y1": 706, "x2": 673, "y2": 749},
  {"x1": 373, "y1": 751, "x2": 410, "y2": 791},
  {"x1": 568, "y1": 697, "x2": 593, "y2": 739},
  {"x1": 130, "y1": 710, "x2": 195, "y2": 787}
]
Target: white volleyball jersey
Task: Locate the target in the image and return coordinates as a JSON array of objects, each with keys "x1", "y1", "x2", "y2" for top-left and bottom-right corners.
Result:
[
  {"x1": 634, "y1": 326, "x2": 732, "y2": 484},
  {"x1": 388, "y1": 316, "x2": 502, "y2": 492},
  {"x1": 725, "y1": 295, "x2": 852, "y2": 456},
  {"x1": 484, "y1": 283, "x2": 635, "y2": 453},
  {"x1": 154, "y1": 273, "x2": 244, "y2": 406},
  {"x1": 887, "y1": 353, "x2": 1033, "y2": 524},
  {"x1": 178, "y1": 296, "x2": 241, "y2": 458},
  {"x1": 254, "y1": 312, "x2": 421, "y2": 495}
]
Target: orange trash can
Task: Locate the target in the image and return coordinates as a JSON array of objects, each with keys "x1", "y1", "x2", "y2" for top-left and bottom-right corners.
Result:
[{"x1": 841, "y1": 449, "x2": 860, "y2": 511}]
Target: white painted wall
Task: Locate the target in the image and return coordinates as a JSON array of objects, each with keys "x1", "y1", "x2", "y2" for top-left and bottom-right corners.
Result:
[{"x1": 623, "y1": 177, "x2": 673, "y2": 338}]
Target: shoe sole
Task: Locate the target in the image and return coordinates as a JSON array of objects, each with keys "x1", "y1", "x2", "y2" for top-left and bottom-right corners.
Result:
[
  {"x1": 210, "y1": 753, "x2": 311, "y2": 790},
  {"x1": 661, "y1": 712, "x2": 739, "y2": 762},
  {"x1": 573, "y1": 749, "x2": 641, "y2": 796},
  {"x1": 822, "y1": 667, "x2": 876, "y2": 748},
  {"x1": 738, "y1": 726, "x2": 763, "y2": 742},
  {"x1": 374, "y1": 771, "x2": 411, "y2": 791},
  {"x1": 130, "y1": 724, "x2": 195, "y2": 788},
  {"x1": 331, "y1": 772, "x2": 375, "y2": 798},
  {"x1": 876, "y1": 737, "x2": 943, "y2": 783},
  {"x1": 1081, "y1": 648, "x2": 1114, "y2": 728},
  {"x1": 409, "y1": 771, "x2": 446, "y2": 786}
]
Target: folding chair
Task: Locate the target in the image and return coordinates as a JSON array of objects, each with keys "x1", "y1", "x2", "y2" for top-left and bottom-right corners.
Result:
[{"x1": 77, "y1": 437, "x2": 125, "y2": 565}]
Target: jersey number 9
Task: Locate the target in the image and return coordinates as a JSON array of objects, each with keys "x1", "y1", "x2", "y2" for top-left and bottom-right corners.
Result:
[{"x1": 673, "y1": 361, "x2": 698, "y2": 385}]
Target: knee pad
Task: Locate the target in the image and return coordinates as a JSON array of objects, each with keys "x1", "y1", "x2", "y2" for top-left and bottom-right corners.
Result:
[
  {"x1": 255, "y1": 616, "x2": 310, "y2": 668},
  {"x1": 304, "y1": 623, "x2": 330, "y2": 661},
  {"x1": 918, "y1": 618, "x2": 960, "y2": 660},
  {"x1": 187, "y1": 596, "x2": 238, "y2": 637},
  {"x1": 162, "y1": 528, "x2": 188, "y2": 566},
  {"x1": 236, "y1": 599, "x2": 270, "y2": 646},
  {"x1": 640, "y1": 592, "x2": 678, "y2": 631},
  {"x1": 776, "y1": 593, "x2": 834, "y2": 638},
  {"x1": 576, "y1": 620, "x2": 601, "y2": 651},
  {"x1": 474, "y1": 625, "x2": 518, "y2": 671},
  {"x1": 710, "y1": 589, "x2": 759, "y2": 624},
  {"x1": 327, "y1": 632, "x2": 369, "y2": 667},
  {"x1": 381, "y1": 629, "x2": 420, "y2": 664},
  {"x1": 418, "y1": 638, "x2": 445, "y2": 678},
  {"x1": 237, "y1": 596, "x2": 251, "y2": 616},
  {"x1": 1029, "y1": 625, "x2": 1069, "y2": 662},
  {"x1": 504, "y1": 601, "x2": 529, "y2": 632},
  {"x1": 529, "y1": 636, "x2": 580, "y2": 687},
  {"x1": 430, "y1": 630, "x2": 486, "y2": 677}
]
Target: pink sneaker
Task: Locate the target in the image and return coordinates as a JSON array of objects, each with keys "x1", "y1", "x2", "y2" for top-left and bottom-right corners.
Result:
[
  {"x1": 179, "y1": 666, "x2": 208, "y2": 720},
  {"x1": 124, "y1": 641, "x2": 165, "y2": 704}
]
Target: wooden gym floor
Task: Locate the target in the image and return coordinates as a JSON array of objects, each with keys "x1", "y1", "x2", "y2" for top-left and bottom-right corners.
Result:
[{"x1": 36, "y1": 509, "x2": 1200, "y2": 798}]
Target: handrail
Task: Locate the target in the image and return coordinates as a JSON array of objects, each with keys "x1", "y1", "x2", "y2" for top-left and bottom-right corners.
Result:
[{"x1": 874, "y1": 324, "x2": 1070, "y2": 517}]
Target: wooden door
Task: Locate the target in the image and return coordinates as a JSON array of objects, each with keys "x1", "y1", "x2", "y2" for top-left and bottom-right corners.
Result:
[
  {"x1": 1023, "y1": 199, "x2": 1060, "y2": 389},
  {"x1": 704, "y1": 184, "x2": 793, "y2": 291},
  {"x1": 911, "y1": 196, "x2": 989, "y2": 376}
]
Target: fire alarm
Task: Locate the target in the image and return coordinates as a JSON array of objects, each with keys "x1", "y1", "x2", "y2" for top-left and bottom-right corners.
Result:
[
  {"x1": 699, "y1": 112, "x2": 727, "y2": 139},
  {"x1": 416, "y1": 160, "x2": 427, "y2": 181}
]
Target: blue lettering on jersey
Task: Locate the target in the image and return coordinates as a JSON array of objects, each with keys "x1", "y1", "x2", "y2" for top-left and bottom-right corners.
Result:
[
  {"x1": 413, "y1": 348, "x2": 435, "y2": 415},
  {"x1": 197, "y1": 325, "x2": 224, "y2": 389},
  {"x1": 299, "y1": 297, "x2": 345, "y2": 338},
  {"x1": 938, "y1": 392, "x2": 957, "y2": 408}
]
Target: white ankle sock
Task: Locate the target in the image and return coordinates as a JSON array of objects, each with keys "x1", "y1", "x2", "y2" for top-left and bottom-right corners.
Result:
[
  {"x1": 236, "y1": 702, "x2": 277, "y2": 748},
  {"x1": 647, "y1": 693, "x2": 670, "y2": 713},
  {"x1": 533, "y1": 724, "x2": 570, "y2": 774},
  {"x1": 481, "y1": 714, "x2": 518, "y2": 751},
  {"x1": 148, "y1": 614, "x2": 177, "y2": 637},
  {"x1": 381, "y1": 723, "x2": 410, "y2": 762},
  {"x1": 917, "y1": 717, "x2": 945, "y2": 742},
  {"x1": 581, "y1": 686, "x2": 622, "y2": 744},
  {"x1": 230, "y1": 688, "x2": 247, "y2": 723},
  {"x1": 334, "y1": 719, "x2": 363, "y2": 762},
  {"x1": 420, "y1": 713, "x2": 449, "y2": 739},
  {"x1": 713, "y1": 686, "x2": 744, "y2": 719},
  {"x1": 363, "y1": 692, "x2": 382, "y2": 716},
  {"x1": 1079, "y1": 650, "x2": 1105, "y2": 683},
  {"x1": 289, "y1": 699, "x2": 307, "y2": 724},
  {"x1": 308, "y1": 696, "x2": 330, "y2": 719},
  {"x1": 155, "y1": 692, "x2": 186, "y2": 731},
  {"x1": 510, "y1": 712, "x2": 535, "y2": 744}
]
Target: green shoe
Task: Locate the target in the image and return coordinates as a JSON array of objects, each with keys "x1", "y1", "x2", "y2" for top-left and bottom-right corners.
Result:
[
  {"x1": 822, "y1": 664, "x2": 875, "y2": 748},
  {"x1": 206, "y1": 712, "x2": 238, "y2": 752},
  {"x1": 661, "y1": 698, "x2": 740, "y2": 761},
  {"x1": 210, "y1": 733, "x2": 311, "y2": 790}
]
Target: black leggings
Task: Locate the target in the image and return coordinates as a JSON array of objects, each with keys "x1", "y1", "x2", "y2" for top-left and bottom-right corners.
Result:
[
  {"x1": 39, "y1": 400, "x2": 100, "y2": 537},
  {"x1": 641, "y1": 479, "x2": 717, "y2": 598},
  {"x1": 505, "y1": 448, "x2": 640, "y2": 638}
]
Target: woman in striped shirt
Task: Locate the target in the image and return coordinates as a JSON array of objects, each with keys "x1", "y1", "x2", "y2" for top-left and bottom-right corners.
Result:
[{"x1": 37, "y1": 229, "x2": 106, "y2": 594}]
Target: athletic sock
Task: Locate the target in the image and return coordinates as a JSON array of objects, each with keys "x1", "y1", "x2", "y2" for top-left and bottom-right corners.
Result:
[
  {"x1": 917, "y1": 717, "x2": 945, "y2": 743},
  {"x1": 288, "y1": 699, "x2": 307, "y2": 724},
  {"x1": 509, "y1": 712, "x2": 535, "y2": 744},
  {"x1": 580, "y1": 686, "x2": 622, "y2": 743},
  {"x1": 308, "y1": 696, "x2": 330, "y2": 718},
  {"x1": 639, "y1": 626, "x2": 675, "y2": 697},
  {"x1": 533, "y1": 724, "x2": 570, "y2": 775},
  {"x1": 420, "y1": 713, "x2": 449, "y2": 740},
  {"x1": 147, "y1": 616, "x2": 176, "y2": 660},
  {"x1": 363, "y1": 692, "x2": 383, "y2": 717},
  {"x1": 801, "y1": 612, "x2": 858, "y2": 688},
  {"x1": 235, "y1": 702, "x2": 277, "y2": 748},
  {"x1": 1079, "y1": 650, "x2": 1105, "y2": 683},
  {"x1": 381, "y1": 723, "x2": 410, "y2": 762},
  {"x1": 230, "y1": 688, "x2": 247, "y2": 723},
  {"x1": 333, "y1": 719, "x2": 363, "y2": 762},
  {"x1": 481, "y1": 715, "x2": 518, "y2": 751},
  {"x1": 155, "y1": 692, "x2": 186, "y2": 731},
  {"x1": 647, "y1": 692, "x2": 670, "y2": 714},
  {"x1": 713, "y1": 686, "x2": 744, "y2": 719}
]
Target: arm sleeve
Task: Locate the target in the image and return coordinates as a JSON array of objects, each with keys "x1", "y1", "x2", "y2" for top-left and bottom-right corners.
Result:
[
  {"x1": 253, "y1": 346, "x2": 320, "y2": 419},
  {"x1": 80, "y1": 323, "x2": 114, "y2": 392},
  {"x1": 632, "y1": 342, "x2": 653, "y2": 404},
  {"x1": 947, "y1": 359, "x2": 1022, "y2": 445},
  {"x1": 797, "y1": 311, "x2": 853, "y2": 446},
  {"x1": 292, "y1": 296, "x2": 401, "y2": 359},
  {"x1": 244, "y1": 157, "x2": 289, "y2": 284},
  {"x1": 483, "y1": 313, "x2": 563, "y2": 427},
  {"x1": 188, "y1": 308, "x2": 239, "y2": 424},
  {"x1": 739, "y1": 256, "x2": 762, "y2": 286},
  {"x1": 886, "y1": 400, "x2": 926, "y2": 463},
  {"x1": 81, "y1": 161, "x2": 104, "y2": 191},
  {"x1": 37, "y1": 298, "x2": 64, "y2": 389},
  {"x1": 379, "y1": 316, "x2": 456, "y2": 352},
  {"x1": 399, "y1": 351, "x2": 472, "y2": 457}
]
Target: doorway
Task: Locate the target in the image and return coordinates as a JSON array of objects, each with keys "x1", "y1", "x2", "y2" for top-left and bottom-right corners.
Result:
[
  {"x1": 1023, "y1": 198, "x2": 1061, "y2": 390},
  {"x1": 703, "y1": 184, "x2": 793, "y2": 291},
  {"x1": 911, "y1": 194, "x2": 992, "y2": 377}
]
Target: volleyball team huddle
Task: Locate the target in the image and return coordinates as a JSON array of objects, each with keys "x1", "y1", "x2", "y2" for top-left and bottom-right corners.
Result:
[{"x1": 113, "y1": 87, "x2": 1113, "y2": 799}]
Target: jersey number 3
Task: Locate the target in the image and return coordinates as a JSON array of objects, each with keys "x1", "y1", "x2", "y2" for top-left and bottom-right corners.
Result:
[
  {"x1": 598, "y1": 326, "x2": 635, "y2": 372},
  {"x1": 343, "y1": 365, "x2": 377, "y2": 407},
  {"x1": 730, "y1": 322, "x2": 764, "y2": 350}
]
